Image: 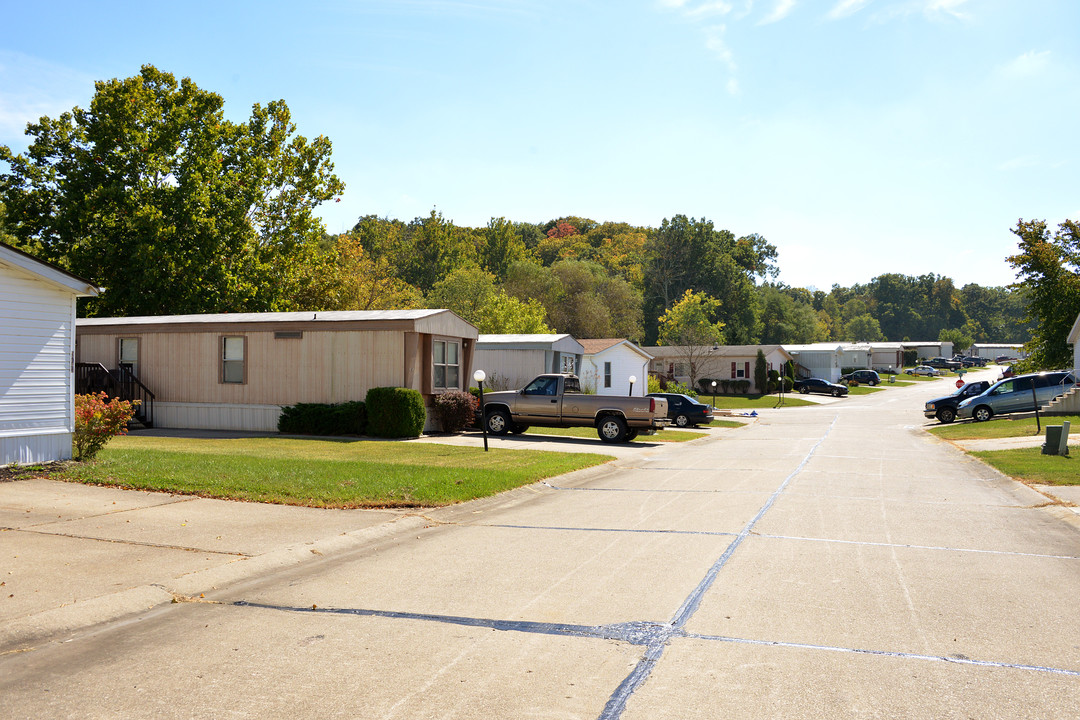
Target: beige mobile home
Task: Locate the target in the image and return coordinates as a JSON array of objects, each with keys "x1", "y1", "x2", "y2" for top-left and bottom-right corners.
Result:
[{"x1": 76, "y1": 310, "x2": 478, "y2": 432}]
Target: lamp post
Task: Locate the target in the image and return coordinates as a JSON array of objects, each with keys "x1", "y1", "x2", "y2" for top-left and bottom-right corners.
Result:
[
  {"x1": 628, "y1": 375, "x2": 636, "y2": 397},
  {"x1": 474, "y1": 369, "x2": 488, "y2": 452},
  {"x1": 711, "y1": 380, "x2": 717, "y2": 410}
]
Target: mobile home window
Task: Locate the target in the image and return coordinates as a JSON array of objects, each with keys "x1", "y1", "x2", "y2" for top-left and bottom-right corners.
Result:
[
  {"x1": 222, "y1": 336, "x2": 246, "y2": 384},
  {"x1": 604, "y1": 362, "x2": 612, "y2": 388},
  {"x1": 434, "y1": 339, "x2": 460, "y2": 389}
]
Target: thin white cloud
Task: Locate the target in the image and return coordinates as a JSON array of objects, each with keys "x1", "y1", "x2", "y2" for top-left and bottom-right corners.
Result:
[
  {"x1": 828, "y1": 0, "x2": 872, "y2": 20},
  {"x1": 704, "y1": 24, "x2": 740, "y2": 94},
  {"x1": 685, "y1": 1, "x2": 735, "y2": 19},
  {"x1": 760, "y1": 0, "x2": 797, "y2": 24},
  {"x1": 924, "y1": 0, "x2": 969, "y2": 20},
  {"x1": 1001, "y1": 50, "x2": 1052, "y2": 79}
]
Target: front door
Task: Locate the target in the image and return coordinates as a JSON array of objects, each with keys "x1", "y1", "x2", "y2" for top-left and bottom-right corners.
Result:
[{"x1": 118, "y1": 338, "x2": 139, "y2": 377}]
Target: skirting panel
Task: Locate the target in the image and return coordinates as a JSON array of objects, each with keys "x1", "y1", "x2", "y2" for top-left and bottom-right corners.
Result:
[
  {"x1": 1, "y1": 432, "x2": 72, "y2": 465},
  {"x1": 155, "y1": 402, "x2": 283, "y2": 432}
]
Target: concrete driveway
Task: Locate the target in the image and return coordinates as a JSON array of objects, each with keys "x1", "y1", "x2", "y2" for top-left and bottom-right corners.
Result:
[{"x1": 2, "y1": 375, "x2": 1079, "y2": 718}]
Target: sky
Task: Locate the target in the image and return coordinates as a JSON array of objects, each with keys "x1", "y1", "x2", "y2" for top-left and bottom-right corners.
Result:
[{"x1": 2, "y1": 0, "x2": 1078, "y2": 292}]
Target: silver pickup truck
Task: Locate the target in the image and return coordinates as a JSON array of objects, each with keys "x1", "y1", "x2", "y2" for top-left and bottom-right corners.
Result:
[{"x1": 479, "y1": 374, "x2": 670, "y2": 443}]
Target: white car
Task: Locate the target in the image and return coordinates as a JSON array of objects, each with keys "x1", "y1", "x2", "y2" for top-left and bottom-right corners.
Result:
[{"x1": 909, "y1": 366, "x2": 939, "y2": 376}]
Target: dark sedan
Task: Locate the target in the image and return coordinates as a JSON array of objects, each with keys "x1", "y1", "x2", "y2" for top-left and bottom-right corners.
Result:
[
  {"x1": 647, "y1": 393, "x2": 713, "y2": 428},
  {"x1": 793, "y1": 378, "x2": 849, "y2": 397}
]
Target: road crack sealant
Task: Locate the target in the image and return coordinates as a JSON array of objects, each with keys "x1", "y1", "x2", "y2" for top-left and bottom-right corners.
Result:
[{"x1": 224, "y1": 414, "x2": 1080, "y2": 718}]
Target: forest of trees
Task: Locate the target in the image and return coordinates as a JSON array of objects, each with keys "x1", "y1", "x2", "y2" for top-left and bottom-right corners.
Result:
[{"x1": 0, "y1": 66, "x2": 1043, "y2": 357}]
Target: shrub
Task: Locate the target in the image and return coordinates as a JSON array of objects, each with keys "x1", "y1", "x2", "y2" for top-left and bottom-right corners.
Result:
[
  {"x1": 433, "y1": 390, "x2": 478, "y2": 433},
  {"x1": 278, "y1": 401, "x2": 366, "y2": 436},
  {"x1": 73, "y1": 392, "x2": 139, "y2": 461},
  {"x1": 365, "y1": 387, "x2": 426, "y2": 438},
  {"x1": 666, "y1": 381, "x2": 698, "y2": 398}
]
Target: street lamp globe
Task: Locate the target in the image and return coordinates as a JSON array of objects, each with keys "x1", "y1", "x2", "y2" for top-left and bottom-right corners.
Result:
[{"x1": 473, "y1": 369, "x2": 486, "y2": 383}]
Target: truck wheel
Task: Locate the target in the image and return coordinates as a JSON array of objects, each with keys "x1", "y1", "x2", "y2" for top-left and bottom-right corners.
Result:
[
  {"x1": 485, "y1": 409, "x2": 512, "y2": 435},
  {"x1": 625, "y1": 429, "x2": 640, "y2": 441},
  {"x1": 597, "y1": 416, "x2": 628, "y2": 443},
  {"x1": 973, "y1": 405, "x2": 993, "y2": 422},
  {"x1": 509, "y1": 424, "x2": 529, "y2": 435},
  {"x1": 936, "y1": 407, "x2": 956, "y2": 424}
]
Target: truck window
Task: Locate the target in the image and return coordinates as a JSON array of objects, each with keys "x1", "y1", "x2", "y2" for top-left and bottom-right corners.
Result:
[
  {"x1": 563, "y1": 377, "x2": 582, "y2": 393},
  {"x1": 524, "y1": 377, "x2": 557, "y2": 396}
]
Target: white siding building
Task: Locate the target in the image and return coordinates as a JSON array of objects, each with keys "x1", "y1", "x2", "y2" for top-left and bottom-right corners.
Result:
[
  {"x1": 579, "y1": 339, "x2": 652, "y2": 397},
  {"x1": 1071, "y1": 312, "x2": 1080, "y2": 375},
  {"x1": 783, "y1": 344, "x2": 844, "y2": 382},
  {"x1": 1, "y1": 243, "x2": 98, "y2": 464},
  {"x1": 473, "y1": 334, "x2": 584, "y2": 391}
]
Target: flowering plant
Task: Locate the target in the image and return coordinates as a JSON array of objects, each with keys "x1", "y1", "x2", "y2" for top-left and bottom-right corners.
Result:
[{"x1": 73, "y1": 392, "x2": 139, "y2": 461}]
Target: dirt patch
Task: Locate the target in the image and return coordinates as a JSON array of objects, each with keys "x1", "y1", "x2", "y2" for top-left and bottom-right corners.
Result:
[{"x1": 0, "y1": 462, "x2": 70, "y2": 482}]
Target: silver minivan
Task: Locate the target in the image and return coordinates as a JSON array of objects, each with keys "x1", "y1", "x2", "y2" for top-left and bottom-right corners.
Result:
[{"x1": 956, "y1": 371, "x2": 1077, "y2": 422}]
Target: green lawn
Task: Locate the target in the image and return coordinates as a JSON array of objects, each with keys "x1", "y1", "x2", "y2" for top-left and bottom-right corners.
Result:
[
  {"x1": 928, "y1": 415, "x2": 1080, "y2": 441},
  {"x1": 971, "y1": 447, "x2": 1076, "y2": 485},
  {"x1": 524, "y1": 426, "x2": 707, "y2": 442},
  {"x1": 704, "y1": 394, "x2": 817, "y2": 409},
  {"x1": 57, "y1": 435, "x2": 610, "y2": 508},
  {"x1": 845, "y1": 385, "x2": 886, "y2": 395}
]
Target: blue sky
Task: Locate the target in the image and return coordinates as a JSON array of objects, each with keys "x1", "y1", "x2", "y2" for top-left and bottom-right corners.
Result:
[{"x1": 2, "y1": 0, "x2": 1077, "y2": 291}]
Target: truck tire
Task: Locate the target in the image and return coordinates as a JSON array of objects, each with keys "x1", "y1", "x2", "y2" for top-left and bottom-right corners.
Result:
[
  {"x1": 626, "y1": 429, "x2": 640, "y2": 441},
  {"x1": 485, "y1": 409, "x2": 512, "y2": 435},
  {"x1": 597, "y1": 416, "x2": 628, "y2": 443},
  {"x1": 509, "y1": 424, "x2": 529, "y2": 435},
  {"x1": 936, "y1": 407, "x2": 956, "y2": 424}
]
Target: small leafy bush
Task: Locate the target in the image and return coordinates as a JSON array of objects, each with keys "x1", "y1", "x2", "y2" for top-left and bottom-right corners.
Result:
[
  {"x1": 365, "y1": 387, "x2": 426, "y2": 438},
  {"x1": 278, "y1": 401, "x2": 366, "y2": 436},
  {"x1": 433, "y1": 390, "x2": 479, "y2": 433},
  {"x1": 74, "y1": 392, "x2": 139, "y2": 461}
]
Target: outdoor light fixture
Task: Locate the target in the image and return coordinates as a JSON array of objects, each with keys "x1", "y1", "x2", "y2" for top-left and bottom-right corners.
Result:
[
  {"x1": 473, "y1": 369, "x2": 488, "y2": 451},
  {"x1": 628, "y1": 374, "x2": 637, "y2": 397}
]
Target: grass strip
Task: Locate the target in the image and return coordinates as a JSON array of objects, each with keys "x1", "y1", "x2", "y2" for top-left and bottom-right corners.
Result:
[
  {"x1": 928, "y1": 415, "x2": 1080, "y2": 441},
  {"x1": 971, "y1": 447, "x2": 1077, "y2": 485},
  {"x1": 524, "y1": 426, "x2": 706, "y2": 442},
  {"x1": 705, "y1": 395, "x2": 817, "y2": 409},
  {"x1": 58, "y1": 436, "x2": 610, "y2": 508}
]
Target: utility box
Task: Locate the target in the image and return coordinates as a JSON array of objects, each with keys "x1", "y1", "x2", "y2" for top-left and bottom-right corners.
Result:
[{"x1": 1042, "y1": 421, "x2": 1071, "y2": 456}]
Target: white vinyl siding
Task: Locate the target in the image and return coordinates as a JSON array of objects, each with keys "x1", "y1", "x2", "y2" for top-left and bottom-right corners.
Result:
[
  {"x1": 0, "y1": 262, "x2": 79, "y2": 463},
  {"x1": 583, "y1": 344, "x2": 651, "y2": 397}
]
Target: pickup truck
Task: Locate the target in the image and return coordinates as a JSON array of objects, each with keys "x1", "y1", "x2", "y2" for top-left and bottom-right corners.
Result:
[{"x1": 479, "y1": 374, "x2": 670, "y2": 443}]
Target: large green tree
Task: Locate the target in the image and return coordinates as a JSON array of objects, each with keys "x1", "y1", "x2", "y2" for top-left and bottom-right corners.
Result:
[
  {"x1": 657, "y1": 289, "x2": 726, "y2": 389},
  {"x1": 1007, "y1": 218, "x2": 1080, "y2": 369},
  {"x1": 0, "y1": 65, "x2": 344, "y2": 316}
]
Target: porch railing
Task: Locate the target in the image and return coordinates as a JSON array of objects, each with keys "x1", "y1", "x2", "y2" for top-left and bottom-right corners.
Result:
[{"x1": 75, "y1": 363, "x2": 155, "y2": 427}]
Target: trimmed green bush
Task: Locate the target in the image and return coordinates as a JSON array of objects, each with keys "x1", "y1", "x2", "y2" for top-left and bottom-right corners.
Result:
[
  {"x1": 278, "y1": 401, "x2": 366, "y2": 436},
  {"x1": 365, "y1": 387, "x2": 426, "y2": 438},
  {"x1": 433, "y1": 390, "x2": 478, "y2": 433}
]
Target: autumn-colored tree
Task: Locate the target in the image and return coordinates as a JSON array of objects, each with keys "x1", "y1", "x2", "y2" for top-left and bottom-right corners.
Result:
[{"x1": 657, "y1": 289, "x2": 726, "y2": 389}]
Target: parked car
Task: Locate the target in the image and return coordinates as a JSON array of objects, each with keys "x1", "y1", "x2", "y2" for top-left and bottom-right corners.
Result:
[
  {"x1": 840, "y1": 369, "x2": 881, "y2": 386},
  {"x1": 956, "y1": 371, "x2": 1077, "y2": 422},
  {"x1": 647, "y1": 392, "x2": 713, "y2": 428},
  {"x1": 994, "y1": 355, "x2": 1015, "y2": 364},
  {"x1": 793, "y1": 378, "x2": 849, "y2": 397},
  {"x1": 925, "y1": 357, "x2": 961, "y2": 370},
  {"x1": 962, "y1": 356, "x2": 988, "y2": 367},
  {"x1": 923, "y1": 380, "x2": 991, "y2": 424},
  {"x1": 907, "y1": 366, "x2": 939, "y2": 377}
]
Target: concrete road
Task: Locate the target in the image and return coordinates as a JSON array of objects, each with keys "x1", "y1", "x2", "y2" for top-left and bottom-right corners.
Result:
[{"x1": 3, "y1": 372, "x2": 1079, "y2": 718}]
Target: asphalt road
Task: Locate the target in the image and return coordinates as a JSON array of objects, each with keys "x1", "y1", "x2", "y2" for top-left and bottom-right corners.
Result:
[{"x1": 3, "y1": 372, "x2": 1079, "y2": 718}]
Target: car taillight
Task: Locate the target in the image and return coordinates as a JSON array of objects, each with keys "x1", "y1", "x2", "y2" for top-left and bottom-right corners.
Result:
[{"x1": 649, "y1": 397, "x2": 655, "y2": 413}]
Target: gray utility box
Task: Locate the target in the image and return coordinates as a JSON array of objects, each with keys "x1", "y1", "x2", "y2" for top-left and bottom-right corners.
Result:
[{"x1": 1041, "y1": 420, "x2": 1071, "y2": 456}]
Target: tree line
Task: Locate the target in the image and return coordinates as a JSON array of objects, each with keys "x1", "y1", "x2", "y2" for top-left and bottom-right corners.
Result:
[{"x1": 0, "y1": 66, "x2": 1045, "y2": 354}]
